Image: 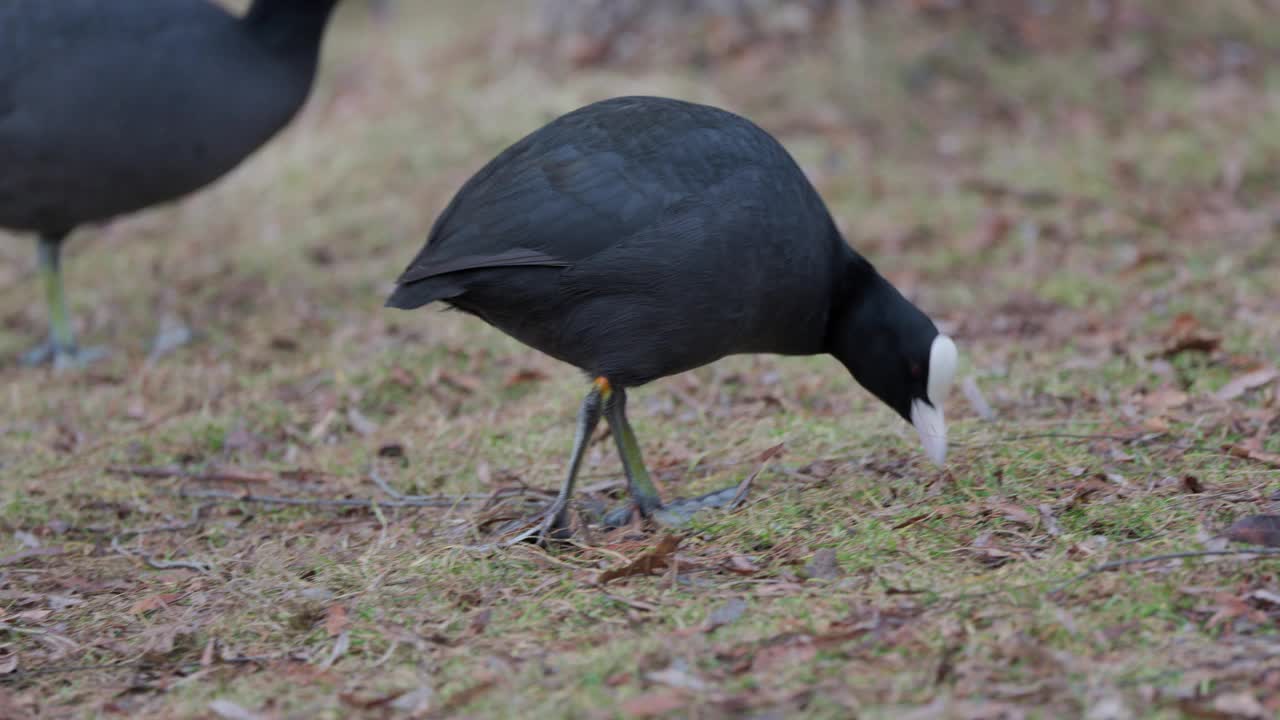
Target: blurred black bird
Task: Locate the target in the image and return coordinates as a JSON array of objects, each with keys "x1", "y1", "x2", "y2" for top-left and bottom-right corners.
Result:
[
  {"x1": 0, "y1": 0, "x2": 342, "y2": 368},
  {"x1": 387, "y1": 96, "x2": 957, "y2": 542}
]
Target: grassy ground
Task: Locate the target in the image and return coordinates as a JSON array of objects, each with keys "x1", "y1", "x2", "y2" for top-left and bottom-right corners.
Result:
[{"x1": 3, "y1": 2, "x2": 1280, "y2": 717}]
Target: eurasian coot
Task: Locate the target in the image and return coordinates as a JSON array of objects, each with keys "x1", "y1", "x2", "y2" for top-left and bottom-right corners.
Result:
[
  {"x1": 387, "y1": 96, "x2": 957, "y2": 541},
  {"x1": 0, "y1": 0, "x2": 342, "y2": 368}
]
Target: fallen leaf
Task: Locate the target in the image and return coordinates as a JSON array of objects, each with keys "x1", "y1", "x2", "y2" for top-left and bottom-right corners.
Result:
[
  {"x1": 1159, "y1": 312, "x2": 1222, "y2": 357},
  {"x1": 209, "y1": 699, "x2": 263, "y2": 720},
  {"x1": 1224, "y1": 515, "x2": 1280, "y2": 547},
  {"x1": 502, "y1": 368, "x2": 549, "y2": 388},
  {"x1": 1181, "y1": 475, "x2": 1205, "y2": 493},
  {"x1": 377, "y1": 442, "x2": 406, "y2": 459},
  {"x1": 1226, "y1": 444, "x2": 1280, "y2": 469},
  {"x1": 435, "y1": 673, "x2": 497, "y2": 715},
  {"x1": 992, "y1": 501, "x2": 1035, "y2": 526},
  {"x1": 752, "y1": 639, "x2": 817, "y2": 673},
  {"x1": 597, "y1": 535, "x2": 682, "y2": 585},
  {"x1": 722, "y1": 555, "x2": 761, "y2": 575},
  {"x1": 390, "y1": 686, "x2": 435, "y2": 715},
  {"x1": 704, "y1": 597, "x2": 748, "y2": 632},
  {"x1": 346, "y1": 408, "x2": 378, "y2": 437},
  {"x1": 468, "y1": 608, "x2": 491, "y2": 636},
  {"x1": 201, "y1": 637, "x2": 216, "y2": 667},
  {"x1": 647, "y1": 661, "x2": 709, "y2": 692},
  {"x1": 339, "y1": 689, "x2": 409, "y2": 710},
  {"x1": 1215, "y1": 367, "x2": 1280, "y2": 401},
  {"x1": 1143, "y1": 387, "x2": 1189, "y2": 412},
  {"x1": 803, "y1": 548, "x2": 841, "y2": 580},
  {"x1": 130, "y1": 593, "x2": 181, "y2": 615},
  {"x1": 1038, "y1": 504, "x2": 1063, "y2": 536},
  {"x1": 757, "y1": 442, "x2": 787, "y2": 462},
  {"x1": 0, "y1": 652, "x2": 16, "y2": 675},
  {"x1": 324, "y1": 605, "x2": 348, "y2": 637},
  {"x1": 436, "y1": 370, "x2": 482, "y2": 394},
  {"x1": 0, "y1": 546, "x2": 67, "y2": 567},
  {"x1": 14, "y1": 609, "x2": 50, "y2": 623},
  {"x1": 621, "y1": 690, "x2": 687, "y2": 717}
]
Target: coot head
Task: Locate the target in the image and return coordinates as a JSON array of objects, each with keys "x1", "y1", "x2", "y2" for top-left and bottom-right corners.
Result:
[{"x1": 829, "y1": 264, "x2": 958, "y2": 466}]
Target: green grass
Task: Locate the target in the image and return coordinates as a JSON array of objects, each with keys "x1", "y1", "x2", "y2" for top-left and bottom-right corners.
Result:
[{"x1": 2, "y1": 1, "x2": 1280, "y2": 718}]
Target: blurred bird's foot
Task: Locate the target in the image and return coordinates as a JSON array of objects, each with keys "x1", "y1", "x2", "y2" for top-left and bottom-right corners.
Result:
[
  {"x1": 507, "y1": 502, "x2": 573, "y2": 547},
  {"x1": 602, "y1": 484, "x2": 744, "y2": 530},
  {"x1": 147, "y1": 315, "x2": 194, "y2": 362},
  {"x1": 20, "y1": 339, "x2": 107, "y2": 370},
  {"x1": 602, "y1": 503, "x2": 694, "y2": 530}
]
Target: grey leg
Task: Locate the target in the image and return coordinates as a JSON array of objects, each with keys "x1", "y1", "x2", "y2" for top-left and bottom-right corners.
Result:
[
  {"x1": 532, "y1": 380, "x2": 605, "y2": 544},
  {"x1": 603, "y1": 386, "x2": 664, "y2": 519},
  {"x1": 20, "y1": 234, "x2": 106, "y2": 370}
]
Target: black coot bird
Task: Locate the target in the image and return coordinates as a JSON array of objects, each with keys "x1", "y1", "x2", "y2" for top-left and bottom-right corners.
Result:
[
  {"x1": 0, "y1": 0, "x2": 342, "y2": 368},
  {"x1": 388, "y1": 96, "x2": 957, "y2": 541}
]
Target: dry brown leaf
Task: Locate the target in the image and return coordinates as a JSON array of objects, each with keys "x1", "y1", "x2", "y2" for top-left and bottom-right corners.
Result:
[
  {"x1": 130, "y1": 593, "x2": 181, "y2": 615},
  {"x1": 751, "y1": 639, "x2": 817, "y2": 673},
  {"x1": 0, "y1": 546, "x2": 67, "y2": 567},
  {"x1": 1226, "y1": 443, "x2": 1280, "y2": 469},
  {"x1": 992, "y1": 501, "x2": 1035, "y2": 526},
  {"x1": 436, "y1": 370, "x2": 483, "y2": 394},
  {"x1": 1159, "y1": 312, "x2": 1222, "y2": 357},
  {"x1": 597, "y1": 535, "x2": 682, "y2": 585},
  {"x1": 468, "y1": 608, "x2": 491, "y2": 636},
  {"x1": 435, "y1": 673, "x2": 497, "y2": 716},
  {"x1": 722, "y1": 555, "x2": 760, "y2": 575},
  {"x1": 1223, "y1": 515, "x2": 1280, "y2": 547},
  {"x1": 621, "y1": 690, "x2": 687, "y2": 718},
  {"x1": 324, "y1": 605, "x2": 348, "y2": 637},
  {"x1": 1215, "y1": 367, "x2": 1280, "y2": 401},
  {"x1": 502, "y1": 368, "x2": 550, "y2": 388},
  {"x1": 1143, "y1": 387, "x2": 1189, "y2": 413}
]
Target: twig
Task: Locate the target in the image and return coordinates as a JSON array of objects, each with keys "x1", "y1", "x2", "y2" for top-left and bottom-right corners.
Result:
[
  {"x1": 107, "y1": 465, "x2": 272, "y2": 484},
  {"x1": 73, "y1": 504, "x2": 209, "y2": 538},
  {"x1": 0, "y1": 660, "x2": 134, "y2": 683},
  {"x1": 0, "y1": 547, "x2": 68, "y2": 567},
  {"x1": 728, "y1": 461, "x2": 767, "y2": 512},
  {"x1": 1052, "y1": 548, "x2": 1280, "y2": 595},
  {"x1": 111, "y1": 536, "x2": 212, "y2": 574},
  {"x1": 368, "y1": 465, "x2": 473, "y2": 505},
  {"x1": 166, "y1": 487, "x2": 482, "y2": 509}
]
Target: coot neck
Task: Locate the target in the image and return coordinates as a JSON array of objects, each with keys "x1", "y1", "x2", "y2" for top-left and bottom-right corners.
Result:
[
  {"x1": 825, "y1": 244, "x2": 936, "y2": 422},
  {"x1": 244, "y1": 0, "x2": 340, "y2": 57}
]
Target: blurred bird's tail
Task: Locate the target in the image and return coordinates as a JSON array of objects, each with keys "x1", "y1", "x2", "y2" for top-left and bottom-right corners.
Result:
[{"x1": 383, "y1": 279, "x2": 463, "y2": 310}]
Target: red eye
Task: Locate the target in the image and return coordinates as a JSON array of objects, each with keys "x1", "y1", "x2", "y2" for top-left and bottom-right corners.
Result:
[{"x1": 910, "y1": 363, "x2": 923, "y2": 378}]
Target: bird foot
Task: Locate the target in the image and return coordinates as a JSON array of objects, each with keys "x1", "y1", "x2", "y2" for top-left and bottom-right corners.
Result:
[
  {"x1": 508, "y1": 503, "x2": 574, "y2": 547},
  {"x1": 601, "y1": 503, "x2": 695, "y2": 530},
  {"x1": 601, "y1": 484, "x2": 744, "y2": 531},
  {"x1": 20, "y1": 341, "x2": 108, "y2": 371}
]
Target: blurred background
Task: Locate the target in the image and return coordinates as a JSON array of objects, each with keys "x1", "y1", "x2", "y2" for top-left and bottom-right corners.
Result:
[{"x1": 2, "y1": 2, "x2": 1279, "y2": 715}]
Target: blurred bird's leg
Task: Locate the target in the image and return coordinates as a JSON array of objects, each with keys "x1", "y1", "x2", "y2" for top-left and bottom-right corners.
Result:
[
  {"x1": 146, "y1": 265, "x2": 193, "y2": 363},
  {"x1": 603, "y1": 384, "x2": 666, "y2": 523},
  {"x1": 527, "y1": 380, "x2": 605, "y2": 544},
  {"x1": 21, "y1": 233, "x2": 106, "y2": 370}
]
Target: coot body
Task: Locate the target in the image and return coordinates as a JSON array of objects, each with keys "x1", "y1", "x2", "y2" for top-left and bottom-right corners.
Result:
[
  {"x1": 388, "y1": 96, "x2": 957, "y2": 541},
  {"x1": 1, "y1": 0, "x2": 341, "y2": 366}
]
